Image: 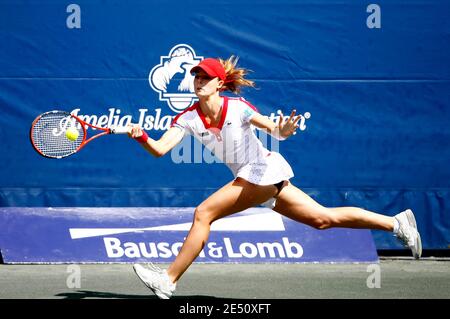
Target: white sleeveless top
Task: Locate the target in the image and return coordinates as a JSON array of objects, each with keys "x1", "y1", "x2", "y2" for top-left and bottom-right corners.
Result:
[{"x1": 171, "y1": 96, "x2": 294, "y2": 186}]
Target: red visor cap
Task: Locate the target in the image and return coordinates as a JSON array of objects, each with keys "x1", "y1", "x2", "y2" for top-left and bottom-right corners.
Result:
[{"x1": 191, "y1": 58, "x2": 226, "y2": 81}]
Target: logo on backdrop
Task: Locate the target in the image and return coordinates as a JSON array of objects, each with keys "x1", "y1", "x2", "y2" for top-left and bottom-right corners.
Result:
[
  {"x1": 0, "y1": 207, "x2": 377, "y2": 263},
  {"x1": 149, "y1": 44, "x2": 203, "y2": 113},
  {"x1": 61, "y1": 44, "x2": 311, "y2": 134},
  {"x1": 68, "y1": 211, "x2": 305, "y2": 260}
]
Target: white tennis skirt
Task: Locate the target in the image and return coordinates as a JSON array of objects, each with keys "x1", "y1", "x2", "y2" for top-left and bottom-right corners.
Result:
[{"x1": 236, "y1": 151, "x2": 294, "y2": 186}]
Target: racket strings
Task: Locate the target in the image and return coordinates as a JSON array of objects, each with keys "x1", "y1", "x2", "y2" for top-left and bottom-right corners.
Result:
[{"x1": 31, "y1": 111, "x2": 84, "y2": 158}]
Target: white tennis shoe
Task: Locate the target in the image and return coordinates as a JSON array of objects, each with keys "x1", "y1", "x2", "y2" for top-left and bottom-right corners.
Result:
[
  {"x1": 393, "y1": 209, "x2": 422, "y2": 259},
  {"x1": 133, "y1": 263, "x2": 176, "y2": 299}
]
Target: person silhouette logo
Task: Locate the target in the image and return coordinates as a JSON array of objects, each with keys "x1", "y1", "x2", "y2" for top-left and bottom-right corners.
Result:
[{"x1": 149, "y1": 44, "x2": 203, "y2": 113}]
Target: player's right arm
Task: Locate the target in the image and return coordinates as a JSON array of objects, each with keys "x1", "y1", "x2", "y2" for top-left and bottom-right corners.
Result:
[{"x1": 129, "y1": 125, "x2": 184, "y2": 157}]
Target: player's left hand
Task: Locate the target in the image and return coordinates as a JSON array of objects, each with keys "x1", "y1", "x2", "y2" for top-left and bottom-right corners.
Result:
[{"x1": 278, "y1": 110, "x2": 301, "y2": 139}]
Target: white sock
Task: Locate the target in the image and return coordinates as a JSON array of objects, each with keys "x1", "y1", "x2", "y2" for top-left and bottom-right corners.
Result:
[{"x1": 393, "y1": 218, "x2": 400, "y2": 234}]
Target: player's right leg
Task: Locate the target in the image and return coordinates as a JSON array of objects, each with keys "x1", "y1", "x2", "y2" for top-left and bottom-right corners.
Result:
[
  {"x1": 166, "y1": 177, "x2": 278, "y2": 283},
  {"x1": 133, "y1": 177, "x2": 279, "y2": 298}
]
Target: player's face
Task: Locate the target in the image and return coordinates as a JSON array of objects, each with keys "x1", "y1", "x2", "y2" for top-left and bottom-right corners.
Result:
[{"x1": 193, "y1": 71, "x2": 224, "y2": 98}]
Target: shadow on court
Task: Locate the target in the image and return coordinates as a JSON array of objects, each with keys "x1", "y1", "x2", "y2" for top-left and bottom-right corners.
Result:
[
  {"x1": 55, "y1": 290, "x2": 224, "y2": 300},
  {"x1": 55, "y1": 290, "x2": 152, "y2": 299}
]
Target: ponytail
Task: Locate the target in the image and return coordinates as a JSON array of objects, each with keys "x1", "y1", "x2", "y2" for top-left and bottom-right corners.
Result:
[{"x1": 219, "y1": 56, "x2": 255, "y2": 94}]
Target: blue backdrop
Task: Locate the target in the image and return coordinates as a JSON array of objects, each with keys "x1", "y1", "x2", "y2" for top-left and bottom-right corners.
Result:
[{"x1": 1, "y1": 0, "x2": 449, "y2": 249}]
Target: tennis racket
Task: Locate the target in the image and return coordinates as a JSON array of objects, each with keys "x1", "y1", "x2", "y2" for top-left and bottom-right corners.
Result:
[{"x1": 30, "y1": 110, "x2": 130, "y2": 159}]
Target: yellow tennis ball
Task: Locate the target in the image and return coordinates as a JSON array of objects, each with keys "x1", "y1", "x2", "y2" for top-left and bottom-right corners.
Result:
[{"x1": 65, "y1": 127, "x2": 79, "y2": 141}]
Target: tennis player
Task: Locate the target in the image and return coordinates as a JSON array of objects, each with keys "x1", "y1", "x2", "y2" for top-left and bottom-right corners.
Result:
[{"x1": 129, "y1": 57, "x2": 422, "y2": 299}]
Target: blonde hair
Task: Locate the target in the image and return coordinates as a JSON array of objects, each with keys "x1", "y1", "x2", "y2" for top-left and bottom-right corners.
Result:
[{"x1": 219, "y1": 56, "x2": 255, "y2": 94}]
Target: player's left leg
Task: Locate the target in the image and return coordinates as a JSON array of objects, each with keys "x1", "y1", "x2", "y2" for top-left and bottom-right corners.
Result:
[
  {"x1": 272, "y1": 181, "x2": 421, "y2": 258},
  {"x1": 272, "y1": 181, "x2": 393, "y2": 230}
]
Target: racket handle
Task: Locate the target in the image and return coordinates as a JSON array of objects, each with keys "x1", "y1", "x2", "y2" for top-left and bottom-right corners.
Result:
[{"x1": 109, "y1": 126, "x2": 130, "y2": 134}]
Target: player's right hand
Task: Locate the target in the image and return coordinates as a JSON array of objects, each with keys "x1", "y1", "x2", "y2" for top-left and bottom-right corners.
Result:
[{"x1": 127, "y1": 124, "x2": 144, "y2": 139}]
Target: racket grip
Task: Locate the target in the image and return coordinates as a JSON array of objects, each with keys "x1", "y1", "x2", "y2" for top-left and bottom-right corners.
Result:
[{"x1": 109, "y1": 126, "x2": 130, "y2": 134}]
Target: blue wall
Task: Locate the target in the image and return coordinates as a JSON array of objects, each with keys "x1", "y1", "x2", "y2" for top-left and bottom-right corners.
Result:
[{"x1": 1, "y1": 0, "x2": 449, "y2": 249}]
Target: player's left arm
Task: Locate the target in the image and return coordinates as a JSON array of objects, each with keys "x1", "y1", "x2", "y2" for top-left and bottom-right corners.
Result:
[{"x1": 249, "y1": 110, "x2": 301, "y2": 140}]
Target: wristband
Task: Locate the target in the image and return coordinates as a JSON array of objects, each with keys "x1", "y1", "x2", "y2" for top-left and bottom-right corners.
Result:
[{"x1": 134, "y1": 130, "x2": 149, "y2": 143}]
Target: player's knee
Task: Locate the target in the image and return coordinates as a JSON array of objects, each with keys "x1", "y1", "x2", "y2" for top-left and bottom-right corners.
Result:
[
  {"x1": 311, "y1": 214, "x2": 334, "y2": 230},
  {"x1": 193, "y1": 205, "x2": 214, "y2": 225}
]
